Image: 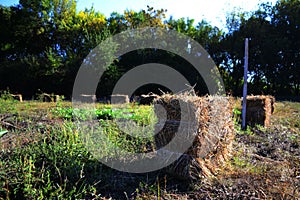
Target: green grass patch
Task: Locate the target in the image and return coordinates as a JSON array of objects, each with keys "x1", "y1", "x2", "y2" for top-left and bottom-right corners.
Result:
[
  {"x1": 0, "y1": 122, "x2": 104, "y2": 199},
  {"x1": 51, "y1": 103, "x2": 156, "y2": 125},
  {"x1": 1, "y1": 99, "x2": 299, "y2": 199},
  {"x1": 0, "y1": 100, "x2": 158, "y2": 199}
]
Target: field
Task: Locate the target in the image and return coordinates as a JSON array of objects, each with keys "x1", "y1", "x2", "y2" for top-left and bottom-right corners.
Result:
[{"x1": 0, "y1": 97, "x2": 299, "y2": 199}]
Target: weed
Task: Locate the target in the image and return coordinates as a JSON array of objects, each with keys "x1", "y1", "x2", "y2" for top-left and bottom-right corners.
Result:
[
  {"x1": 0, "y1": 89, "x2": 15, "y2": 101},
  {"x1": 0, "y1": 122, "x2": 104, "y2": 199},
  {"x1": 95, "y1": 108, "x2": 115, "y2": 120},
  {"x1": 1, "y1": 100, "x2": 299, "y2": 199}
]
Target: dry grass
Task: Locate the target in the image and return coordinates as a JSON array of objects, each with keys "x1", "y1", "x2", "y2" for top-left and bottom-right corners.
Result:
[
  {"x1": 134, "y1": 100, "x2": 300, "y2": 200},
  {"x1": 0, "y1": 99, "x2": 299, "y2": 199}
]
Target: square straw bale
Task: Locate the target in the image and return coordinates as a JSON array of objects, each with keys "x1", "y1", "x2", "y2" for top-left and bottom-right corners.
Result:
[
  {"x1": 110, "y1": 94, "x2": 129, "y2": 104},
  {"x1": 153, "y1": 94, "x2": 235, "y2": 181},
  {"x1": 246, "y1": 95, "x2": 275, "y2": 127}
]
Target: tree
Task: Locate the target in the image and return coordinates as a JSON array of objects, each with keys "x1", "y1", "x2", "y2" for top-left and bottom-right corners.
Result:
[
  {"x1": 268, "y1": 0, "x2": 300, "y2": 95},
  {"x1": 1, "y1": 0, "x2": 299, "y2": 98},
  {"x1": 220, "y1": 0, "x2": 300, "y2": 96},
  {"x1": 0, "y1": 0, "x2": 110, "y2": 96}
]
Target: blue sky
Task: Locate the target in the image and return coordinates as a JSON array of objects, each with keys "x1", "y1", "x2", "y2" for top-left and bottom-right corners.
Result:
[{"x1": 1, "y1": 0, "x2": 278, "y2": 28}]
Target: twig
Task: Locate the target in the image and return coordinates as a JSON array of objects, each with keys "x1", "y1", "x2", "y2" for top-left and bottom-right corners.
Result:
[
  {"x1": 0, "y1": 114, "x2": 17, "y2": 121},
  {"x1": 1, "y1": 121, "x2": 19, "y2": 130},
  {"x1": 252, "y1": 154, "x2": 287, "y2": 164}
]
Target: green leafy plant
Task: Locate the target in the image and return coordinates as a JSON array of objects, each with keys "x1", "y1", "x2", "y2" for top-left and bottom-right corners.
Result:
[
  {"x1": 95, "y1": 108, "x2": 115, "y2": 120},
  {"x1": 0, "y1": 89, "x2": 14, "y2": 101},
  {"x1": 233, "y1": 107, "x2": 242, "y2": 124},
  {"x1": 0, "y1": 129, "x2": 8, "y2": 137},
  {"x1": 0, "y1": 122, "x2": 104, "y2": 199},
  {"x1": 52, "y1": 107, "x2": 74, "y2": 119}
]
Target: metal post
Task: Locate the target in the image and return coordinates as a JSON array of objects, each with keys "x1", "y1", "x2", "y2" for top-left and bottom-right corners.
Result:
[{"x1": 242, "y1": 38, "x2": 249, "y2": 130}]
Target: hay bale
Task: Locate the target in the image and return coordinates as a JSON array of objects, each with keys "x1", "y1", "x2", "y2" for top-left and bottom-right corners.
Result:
[
  {"x1": 53, "y1": 95, "x2": 60, "y2": 102},
  {"x1": 139, "y1": 94, "x2": 159, "y2": 105},
  {"x1": 246, "y1": 95, "x2": 275, "y2": 127},
  {"x1": 110, "y1": 94, "x2": 129, "y2": 104},
  {"x1": 40, "y1": 93, "x2": 62, "y2": 102},
  {"x1": 154, "y1": 94, "x2": 235, "y2": 181},
  {"x1": 41, "y1": 93, "x2": 52, "y2": 102},
  {"x1": 78, "y1": 94, "x2": 97, "y2": 103},
  {"x1": 166, "y1": 154, "x2": 202, "y2": 181},
  {"x1": 11, "y1": 94, "x2": 23, "y2": 102}
]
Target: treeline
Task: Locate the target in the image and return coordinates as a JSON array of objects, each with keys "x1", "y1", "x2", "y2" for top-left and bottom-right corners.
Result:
[{"x1": 0, "y1": 0, "x2": 299, "y2": 98}]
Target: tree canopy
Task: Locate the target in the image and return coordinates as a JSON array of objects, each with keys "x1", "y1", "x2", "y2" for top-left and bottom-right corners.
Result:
[{"x1": 0, "y1": 0, "x2": 299, "y2": 99}]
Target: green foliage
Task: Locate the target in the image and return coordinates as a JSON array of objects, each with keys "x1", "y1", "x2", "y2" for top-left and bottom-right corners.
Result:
[
  {"x1": 52, "y1": 106, "x2": 74, "y2": 119},
  {"x1": 0, "y1": 90, "x2": 18, "y2": 114},
  {"x1": 51, "y1": 104, "x2": 155, "y2": 125},
  {"x1": 0, "y1": 101, "x2": 158, "y2": 198},
  {"x1": 89, "y1": 119, "x2": 155, "y2": 156},
  {"x1": 233, "y1": 107, "x2": 242, "y2": 124},
  {"x1": 95, "y1": 108, "x2": 115, "y2": 120},
  {"x1": 0, "y1": 0, "x2": 300, "y2": 97},
  {"x1": 220, "y1": 0, "x2": 300, "y2": 96},
  {"x1": 0, "y1": 96, "x2": 299, "y2": 199},
  {"x1": 0, "y1": 123, "x2": 102, "y2": 199},
  {"x1": 0, "y1": 89, "x2": 13, "y2": 101},
  {"x1": 0, "y1": 129, "x2": 8, "y2": 137}
]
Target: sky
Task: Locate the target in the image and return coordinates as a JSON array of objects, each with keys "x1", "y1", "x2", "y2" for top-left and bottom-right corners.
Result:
[{"x1": 1, "y1": 0, "x2": 278, "y2": 28}]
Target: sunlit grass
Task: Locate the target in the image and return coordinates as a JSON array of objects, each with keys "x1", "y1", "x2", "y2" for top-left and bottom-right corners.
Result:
[{"x1": 0, "y1": 98, "x2": 299, "y2": 199}]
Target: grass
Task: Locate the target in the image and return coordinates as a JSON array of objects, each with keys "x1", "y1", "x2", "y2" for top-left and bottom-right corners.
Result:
[
  {"x1": 51, "y1": 103, "x2": 155, "y2": 125},
  {"x1": 0, "y1": 123, "x2": 99, "y2": 199},
  {"x1": 0, "y1": 99, "x2": 158, "y2": 199},
  {"x1": 0, "y1": 97, "x2": 299, "y2": 199},
  {"x1": 273, "y1": 101, "x2": 300, "y2": 131}
]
